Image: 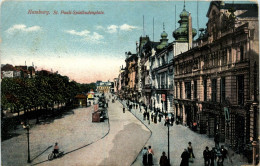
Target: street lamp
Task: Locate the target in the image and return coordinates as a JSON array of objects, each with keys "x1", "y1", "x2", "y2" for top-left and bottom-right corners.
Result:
[
  {"x1": 164, "y1": 116, "x2": 173, "y2": 165},
  {"x1": 22, "y1": 122, "x2": 31, "y2": 163}
]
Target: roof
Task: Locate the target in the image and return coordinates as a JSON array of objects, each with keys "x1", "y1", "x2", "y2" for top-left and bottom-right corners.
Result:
[
  {"x1": 237, "y1": 7, "x2": 258, "y2": 18},
  {"x1": 1, "y1": 64, "x2": 18, "y2": 71},
  {"x1": 75, "y1": 94, "x2": 87, "y2": 99},
  {"x1": 143, "y1": 40, "x2": 160, "y2": 50},
  {"x1": 125, "y1": 53, "x2": 137, "y2": 62},
  {"x1": 206, "y1": 1, "x2": 258, "y2": 17}
]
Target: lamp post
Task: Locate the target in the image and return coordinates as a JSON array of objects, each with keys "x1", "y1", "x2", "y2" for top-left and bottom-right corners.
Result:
[
  {"x1": 167, "y1": 121, "x2": 170, "y2": 165},
  {"x1": 22, "y1": 122, "x2": 31, "y2": 163},
  {"x1": 165, "y1": 116, "x2": 172, "y2": 165}
]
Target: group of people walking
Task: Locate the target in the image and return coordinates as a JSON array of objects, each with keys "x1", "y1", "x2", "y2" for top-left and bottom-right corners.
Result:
[
  {"x1": 203, "y1": 145, "x2": 227, "y2": 166},
  {"x1": 142, "y1": 146, "x2": 155, "y2": 166},
  {"x1": 142, "y1": 146, "x2": 171, "y2": 166}
]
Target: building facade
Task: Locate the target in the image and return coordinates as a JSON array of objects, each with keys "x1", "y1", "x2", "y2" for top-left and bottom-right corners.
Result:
[
  {"x1": 96, "y1": 81, "x2": 113, "y2": 93},
  {"x1": 174, "y1": 1, "x2": 259, "y2": 154}
]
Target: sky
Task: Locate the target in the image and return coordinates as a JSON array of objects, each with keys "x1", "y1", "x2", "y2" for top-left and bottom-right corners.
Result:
[{"x1": 0, "y1": 0, "x2": 224, "y2": 83}]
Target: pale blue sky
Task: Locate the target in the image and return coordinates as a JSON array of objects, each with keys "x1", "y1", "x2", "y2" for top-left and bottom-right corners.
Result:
[{"x1": 1, "y1": 1, "x2": 212, "y2": 83}]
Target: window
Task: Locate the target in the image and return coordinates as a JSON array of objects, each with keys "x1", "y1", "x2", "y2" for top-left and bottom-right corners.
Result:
[
  {"x1": 220, "y1": 77, "x2": 226, "y2": 103},
  {"x1": 240, "y1": 46, "x2": 244, "y2": 61},
  {"x1": 193, "y1": 59, "x2": 198, "y2": 70},
  {"x1": 237, "y1": 75, "x2": 244, "y2": 105},
  {"x1": 180, "y1": 82, "x2": 182, "y2": 99},
  {"x1": 175, "y1": 82, "x2": 178, "y2": 98},
  {"x1": 194, "y1": 80, "x2": 197, "y2": 99},
  {"x1": 204, "y1": 79, "x2": 207, "y2": 101},
  {"x1": 185, "y1": 82, "x2": 191, "y2": 99},
  {"x1": 212, "y1": 79, "x2": 217, "y2": 102}
]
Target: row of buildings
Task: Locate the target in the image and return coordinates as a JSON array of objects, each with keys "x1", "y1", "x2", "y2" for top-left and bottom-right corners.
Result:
[
  {"x1": 114, "y1": 1, "x2": 259, "y2": 158},
  {"x1": 1, "y1": 64, "x2": 36, "y2": 79}
]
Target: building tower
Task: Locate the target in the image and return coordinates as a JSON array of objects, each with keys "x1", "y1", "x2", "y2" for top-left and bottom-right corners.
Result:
[{"x1": 173, "y1": 4, "x2": 197, "y2": 56}]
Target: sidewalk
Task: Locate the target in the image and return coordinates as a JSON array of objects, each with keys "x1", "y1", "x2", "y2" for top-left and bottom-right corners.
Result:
[{"x1": 120, "y1": 100, "x2": 248, "y2": 166}]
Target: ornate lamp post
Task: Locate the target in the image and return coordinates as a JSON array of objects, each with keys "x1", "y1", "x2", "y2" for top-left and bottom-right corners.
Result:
[{"x1": 22, "y1": 122, "x2": 31, "y2": 163}]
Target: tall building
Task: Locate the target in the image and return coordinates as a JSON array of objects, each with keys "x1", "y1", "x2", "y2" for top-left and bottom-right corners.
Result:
[{"x1": 173, "y1": 1, "x2": 259, "y2": 155}]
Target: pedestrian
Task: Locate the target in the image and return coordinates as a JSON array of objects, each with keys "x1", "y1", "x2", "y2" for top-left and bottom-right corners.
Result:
[
  {"x1": 203, "y1": 146, "x2": 211, "y2": 166},
  {"x1": 180, "y1": 149, "x2": 190, "y2": 166},
  {"x1": 220, "y1": 145, "x2": 227, "y2": 164},
  {"x1": 143, "y1": 112, "x2": 147, "y2": 120},
  {"x1": 129, "y1": 104, "x2": 132, "y2": 112},
  {"x1": 136, "y1": 104, "x2": 138, "y2": 109},
  {"x1": 214, "y1": 133, "x2": 220, "y2": 148},
  {"x1": 147, "y1": 112, "x2": 150, "y2": 121},
  {"x1": 151, "y1": 113, "x2": 154, "y2": 122},
  {"x1": 159, "y1": 113, "x2": 162, "y2": 122},
  {"x1": 171, "y1": 116, "x2": 174, "y2": 125},
  {"x1": 187, "y1": 142, "x2": 195, "y2": 162},
  {"x1": 164, "y1": 116, "x2": 169, "y2": 126},
  {"x1": 159, "y1": 151, "x2": 169, "y2": 166},
  {"x1": 142, "y1": 147, "x2": 148, "y2": 166},
  {"x1": 148, "y1": 146, "x2": 154, "y2": 166},
  {"x1": 215, "y1": 147, "x2": 223, "y2": 166},
  {"x1": 210, "y1": 147, "x2": 216, "y2": 166},
  {"x1": 154, "y1": 114, "x2": 157, "y2": 124}
]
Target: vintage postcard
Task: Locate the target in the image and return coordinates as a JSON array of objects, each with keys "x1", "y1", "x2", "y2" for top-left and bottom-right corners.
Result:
[{"x1": 1, "y1": 0, "x2": 259, "y2": 166}]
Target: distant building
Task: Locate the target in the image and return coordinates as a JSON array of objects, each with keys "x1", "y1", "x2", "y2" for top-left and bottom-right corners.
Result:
[
  {"x1": 124, "y1": 52, "x2": 138, "y2": 101},
  {"x1": 1, "y1": 64, "x2": 20, "y2": 78},
  {"x1": 1, "y1": 64, "x2": 36, "y2": 79},
  {"x1": 96, "y1": 81, "x2": 113, "y2": 93}
]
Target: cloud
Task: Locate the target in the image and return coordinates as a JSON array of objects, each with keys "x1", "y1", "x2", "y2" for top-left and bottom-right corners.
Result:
[
  {"x1": 65, "y1": 30, "x2": 90, "y2": 36},
  {"x1": 107, "y1": 25, "x2": 118, "y2": 33},
  {"x1": 65, "y1": 29, "x2": 104, "y2": 43},
  {"x1": 105, "y1": 24, "x2": 138, "y2": 33},
  {"x1": 92, "y1": 32, "x2": 104, "y2": 40},
  {"x1": 96, "y1": 25, "x2": 105, "y2": 30},
  {"x1": 6, "y1": 24, "x2": 41, "y2": 34},
  {"x1": 119, "y1": 24, "x2": 138, "y2": 31}
]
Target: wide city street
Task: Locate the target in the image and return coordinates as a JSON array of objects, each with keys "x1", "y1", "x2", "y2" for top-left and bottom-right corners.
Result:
[{"x1": 2, "y1": 94, "x2": 249, "y2": 166}]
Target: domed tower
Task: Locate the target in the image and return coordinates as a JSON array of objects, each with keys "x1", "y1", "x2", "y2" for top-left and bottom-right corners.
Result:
[
  {"x1": 157, "y1": 23, "x2": 169, "y2": 50},
  {"x1": 172, "y1": 3, "x2": 197, "y2": 55}
]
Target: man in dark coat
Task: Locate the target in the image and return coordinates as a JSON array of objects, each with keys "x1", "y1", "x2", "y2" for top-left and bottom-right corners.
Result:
[
  {"x1": 180, "y1": 149, "x2": 190, "y2": 166},
  {"x1": 142, "y1": 147, "x2": 148, "y2": 166},
  {"x1": 214, "y1": 133, "x2": 220, "y2": 148},
  {"x1": 160, "y1": 151, "x2": 169, "y2": 166},
  {"x1": 210, "y1": 147, "x2": 216, "y2": 166},
  {"x1": 203, "y1": 146, "x2": 211, "y2": 166},
  {"x1": 148, "y1": 146, "x2": 154, "y2": 166}
]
